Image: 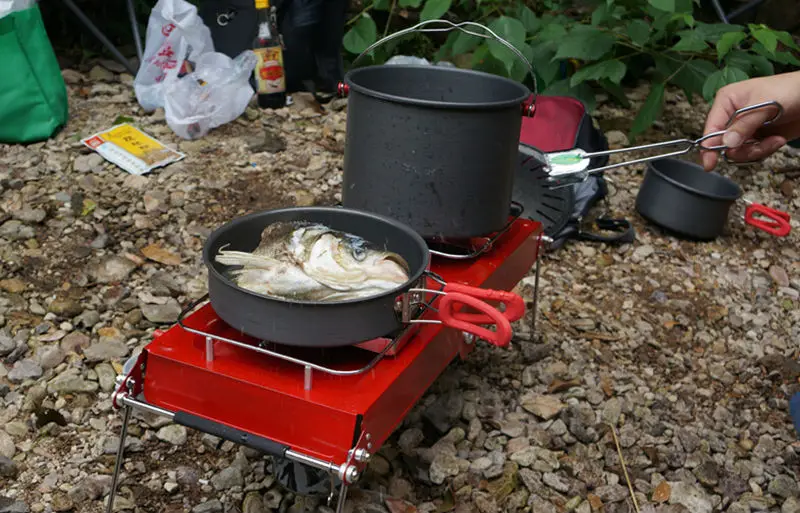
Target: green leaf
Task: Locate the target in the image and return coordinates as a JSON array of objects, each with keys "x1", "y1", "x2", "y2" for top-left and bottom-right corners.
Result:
[
  {"x1": 702, "y1": 66, "x2": 749, "y2": 103},
  {"x1": 716, "y1": 32, "x2": 746, "y2": 61},
  {"x1": 529, "y1": 44, "x2": 562, "y2": 88},
  {"x1": 452, "y1": 31, "x2": 481, "y2": 55},
  {"x1": 626, "y1": 19, "x2": 651, "y2": 47},
  {"x1": 648, "y1": 0, "x2": 675, "y2": 12},
  {"x1": 487, "y1": 16, "x2": 527, "y2": 74},
  {"x1": 373, "y1": 0, "x2": 391, "y2": 9},
  {"x1": 553, "y1": 26, "x2": 616, "y2": 62},
  {"x1": 694, "y1": 22, "x2": 745, "y2": 43},
  {"x1": 518, "y1": 5, "x2": 541, "y2": 34},
  {"x1": 750, "y1": 25, "x2": 778, "y2": 54},
  {"x1": 420, "y1": 0, "x2": 451, "y2": 21},
  {"x1": 536, "y1": 23, "x2": 568, "y2": 42},
  {"x1": 725, "y1": 50, "x2": 773, "y2": 76},
  {"x1": 570, "y1": 60, "x2": 626, "y2": 87},
  {"x1": 631, "y1": 83, "x2": 665, "y2": 137},
  {"x1": 671, "y1": 30, "x2": 708, "y2": 52},
  {"x1": 541, "y1": 79, "x2": 597, "y2": 113},
  {"x1": 399, "y1": 0, "x2": 422, "y2": 6},
  {"x1": 671, "y1": 59, "x2": 719, "y2": 98},
  {"x1": 775, "y1": 30, "x2": 800, "y2": 51},
  {"x1": 591, "y1": 3, "x2": 611, "y2": 26},
  {"x1": 772, "y1": 51, "x2": 800, "y2": 66},
  {"x1": 342, "y1": 15, "x2": 377, "y2": 55},
  {"x1": 471, "y1": 43, "x2": 510, "y2": 78}
]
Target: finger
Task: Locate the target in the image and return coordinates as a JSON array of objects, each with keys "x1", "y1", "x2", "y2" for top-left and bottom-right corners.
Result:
[
  {"x1": 702, "y1": 150, "x2": 719, "y2": 171},
  {"x1": 721, "y1": 105, "x2": 780, "y2": 148},
  {"x1": 702, "y1": 91, "x2": 739, "y2": 149},
  {"x1": 723, "y1": 135, "x2": 787, "y2": 163}
]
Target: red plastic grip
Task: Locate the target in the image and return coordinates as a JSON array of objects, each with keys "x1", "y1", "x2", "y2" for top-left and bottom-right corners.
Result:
[
  {"x1": 337, "y1": 82, "x2": 349, "y2": 98},
  {"x1": 438, "y1": 292, "x2": 512, "y2": 347},
  {"x1": 442, "y1": 283, "x2": 525, "y2": 323},
  {"x1": 745, "y1": 203, "x2": 791, "y2": 237},
  {"x1": 521, "y1": 102, "x2": 536, "y2": 117}
]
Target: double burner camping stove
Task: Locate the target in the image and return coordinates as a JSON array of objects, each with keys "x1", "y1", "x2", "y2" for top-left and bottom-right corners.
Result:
[{"x1": 107, "y1": 218, "x2": 543, "y2": 513}]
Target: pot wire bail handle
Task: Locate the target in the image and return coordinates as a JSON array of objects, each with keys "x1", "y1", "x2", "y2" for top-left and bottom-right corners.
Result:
[
  {"x1": 338, "y1": 19, "x2": 538, "y2": 110},
  {"x1": 743, "y1": 199, "x2": 792, "y2": 237}
]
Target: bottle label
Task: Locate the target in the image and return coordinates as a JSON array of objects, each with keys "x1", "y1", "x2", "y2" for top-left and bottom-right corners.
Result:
[{"x1": 254, "y1": 46, "x2": 286, "y2": 95}]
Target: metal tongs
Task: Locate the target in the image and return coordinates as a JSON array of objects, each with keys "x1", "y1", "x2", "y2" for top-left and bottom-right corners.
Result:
[{"x1": 522, "y1": 100, "x2": 784, "y2": 187}]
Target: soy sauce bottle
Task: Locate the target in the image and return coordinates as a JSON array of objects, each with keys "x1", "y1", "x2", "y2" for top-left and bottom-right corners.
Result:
[{"x1": 253, "y1": 0, "x2": 286, "y2": 109}]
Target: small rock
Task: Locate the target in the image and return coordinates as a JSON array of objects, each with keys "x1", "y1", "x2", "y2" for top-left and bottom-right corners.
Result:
[
  {"x1": 8, "y1": 359, "x2": 43, "y2": 382},
  {"x1": 543, "y1": 472, "x2": 570, "y2": 493},
  {"x1": 37, "y1": 346, "x2": 65, "y2": 369},
  {"x1": 0, "y1": 432, "x2": 15, "y2": 459},
  {"x1": 12, "y1": 208, "x2": 46, "y2": 224},
  {"x1": 0, "y1": 220, "x2": 35, "y2": 240},
  {"x1": 632, "y1": 245, "x2": 655, "y2": 262},
  {"x1": 61, "y1": 69, "x2": 84, "y2": 84},
  {"x1": 141, "y1": 299, "x2": 181, "y2": 324},
  {"x1": 769, "y1": 474, "x2": 799, "y2": 499},
  {"x1": 0, "y1": 331, "x2": 16, "y2": 357},
  {"x1": 88, "y1": 65, "x2": 115, "y2": 81},
  {"x1": 0, "y1": 279, "x2": 25, "y2": 294},
  {"x1": 192, "y1": 500, "x2": 223, "y2": 513},
  {"x1": 521, "y1": 394, "x2": 565, "y2": 420},
  {"x1": 0, "y1": 455, "x2": 18, "y2": 478},
  {"x1": 73, "y1": 153, "x2": 104, "y2": 173},
  {"x1": 92, "y1": 256, "x2": 137, "y2": 284},
  {"x1": 157, "y1": 425, "x2": 188, "y2": 446},
  {"x1": 67, "y1": 475, "x2": 110, "y2": 503},
  {"x1": 770, "y1": 266, "x2": 791, "y2": 288},
  {"x1": 246, "y1": 130, "x2": 286, "y2": 153},
  {"x1": 95, "y1": 363, "x2": 117, "y2": 392},
  {"x1": 242, "y1": 492, "x2": 266, "y2": 513},
  {"x1": 48, "y1": 296, "x2": 83, "y2": 317},
  {"x1": 0, "y1": 497, "x2": 28, "y2": 513},
  {"x1": 61, "y1": 331, "x2": 91, "y2": 353},
  {"x1": 601, "y1": 398, "x2": 622, "y2": 426},
  {"x1": 51, "y1": 494, "x2": 72, "y2": 513},
  {"x1": 47, "y1": 369, "x2": 99, "y2": 394},
  {"x1": 429, "y1": 451, "x2": 463, "y2": 484},
  {"x1": 668, "y1": 482, "x2": 712, "y2": 513},
  {"x1": 164, "y1": 482, "x2": 179, "y2": 494},
  {"x1": 83, "y1": 339, "x2": 129, "y2": 363},
  {"x1": 606, "y1": 130, "x2": 629, "y2": 147},
  {"x1": 211, "y1": 466, "x2": 243, "y2": 491},
  {"x1": 693, "y1": 461, "x2": 720, "y2": 487},
  {"x1": 783, "y1": 497, "x2": 800, "y2": 513}
]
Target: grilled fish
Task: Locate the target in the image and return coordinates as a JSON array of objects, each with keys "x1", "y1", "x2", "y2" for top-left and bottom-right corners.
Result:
[{"x1": 215, "y1": 222, "x2": 410, "y2": 302}]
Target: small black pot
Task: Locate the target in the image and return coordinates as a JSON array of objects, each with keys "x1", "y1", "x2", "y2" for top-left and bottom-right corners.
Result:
[
  {"x1": 202, "y1": 206, "x2": 525, "y2": 347},
  {"x1": 635, "y1": 158, "x2": 791, "y2": 240},
  {"x1": 339, "y1": 64, "x2": 531, "y2": 239}
]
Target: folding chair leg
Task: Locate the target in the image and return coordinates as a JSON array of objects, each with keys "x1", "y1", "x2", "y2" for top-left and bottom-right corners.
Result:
[
  {"x1": 126, "y1": 0, "x2": 143, "y2": 63},
  {"x1": 60, "y1": 0, "x2": 138, "y2": 75}
]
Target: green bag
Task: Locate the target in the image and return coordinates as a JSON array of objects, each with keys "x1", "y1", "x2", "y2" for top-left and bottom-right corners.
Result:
[{"x1": 0, "y1": 4, "x2": 68, "y2": 143}]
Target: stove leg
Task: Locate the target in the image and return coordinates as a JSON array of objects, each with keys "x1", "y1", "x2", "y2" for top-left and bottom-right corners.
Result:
[
  {"x1": 531, "y1": 257, "x2": 541, "y2": 340},
  {"x1": 106, "y1": 404, "x2": 131, "y2": 513},
  {"x1": 334, "y1": 483, "x2": 349, "y2": 513}
]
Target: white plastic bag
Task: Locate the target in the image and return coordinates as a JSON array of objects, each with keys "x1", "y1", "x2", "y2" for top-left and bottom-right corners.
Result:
[
  {"x1": 134, "y1": 0, "x2": 214, "y2": 112},
  {"x1": 163, "y1": 50, "x2": 257, "y2": 139},
  {"x1": 0, "y1": 0, "x2": 35, "y2": 19}
]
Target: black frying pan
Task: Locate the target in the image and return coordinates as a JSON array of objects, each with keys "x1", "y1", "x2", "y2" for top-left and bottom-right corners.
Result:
[{"x1": 202, "y1": 206, "x2": 525, "y2": 347}]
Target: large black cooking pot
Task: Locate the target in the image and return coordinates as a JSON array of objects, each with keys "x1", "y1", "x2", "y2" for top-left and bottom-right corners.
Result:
[
  {"x1": 337, "y1": 20, "x2": 535, "y2": 240},
  {"x1": 202, "y1": 206, "x2": 525, "y2": 347}
]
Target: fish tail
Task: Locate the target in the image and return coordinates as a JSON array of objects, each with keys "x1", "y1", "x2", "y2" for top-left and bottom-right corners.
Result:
[{"x1": 215, "y1": 249, "x2": 281, "y2": 269}]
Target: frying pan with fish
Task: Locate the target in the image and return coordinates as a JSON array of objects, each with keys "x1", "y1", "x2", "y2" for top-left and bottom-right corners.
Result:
[{"x1": 200, "y1": 206, "x2": 525, "y2": 348}]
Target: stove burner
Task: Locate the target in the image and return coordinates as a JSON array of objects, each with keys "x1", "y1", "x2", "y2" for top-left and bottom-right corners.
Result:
[
  {"x1": 426, "y1": 201, "x2": 524, "y2": 260},
  {"x1": 105, "y1": 218, "x2": 543, "y2": 513}
]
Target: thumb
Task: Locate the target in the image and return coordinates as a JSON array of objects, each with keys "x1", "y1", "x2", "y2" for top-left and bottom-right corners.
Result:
[{"x1": 721, "y1": 107, "x2": 774, "y2": 148}]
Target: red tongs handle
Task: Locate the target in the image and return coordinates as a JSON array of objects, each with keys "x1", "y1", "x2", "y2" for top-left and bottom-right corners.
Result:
[
  {"x1": 437, "y1": 283, "x2": 525, "y2": 348},
  {"x1": 745, "y1": 202, "x2": 791, "y2": 237}
]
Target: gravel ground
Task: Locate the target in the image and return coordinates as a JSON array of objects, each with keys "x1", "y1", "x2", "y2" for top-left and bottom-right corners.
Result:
[{"x1": 1, "y1": 63, "x2": 800, "y2": 513}]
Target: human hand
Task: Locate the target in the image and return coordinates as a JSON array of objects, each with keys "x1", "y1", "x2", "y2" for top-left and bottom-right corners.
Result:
[{"x1": 701, "y1": 71, "x2": 800, "y2": 171}]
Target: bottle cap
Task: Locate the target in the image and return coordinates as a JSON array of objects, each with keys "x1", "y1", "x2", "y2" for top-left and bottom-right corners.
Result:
[{"x1": 255, "y1": 0, "x2": 268, "y2": 8}]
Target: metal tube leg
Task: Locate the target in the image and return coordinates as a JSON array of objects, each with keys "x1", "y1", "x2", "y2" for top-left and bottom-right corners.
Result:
[
  {"x1": 126, "y1": 0, "x2": 143, "y2": 65},
  {"x1": 105, "y1": 404, "x2": 132, "y2": 513},
  {"x1": 334, "y1": 483, "x2": 349, "y2": 513},
  {"x1": 531, "y1": 255, "x2": 541, "y2": 340},
  {"x1": 60, "y1": 0, "x2": 138, "y2": 75}
]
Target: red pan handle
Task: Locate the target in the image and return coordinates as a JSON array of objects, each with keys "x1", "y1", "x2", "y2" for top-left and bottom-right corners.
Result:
[
  {"x1": 443, "y1": 283, "x2": 526, "y2": 323},
  {"x1": 745, "y1": 203, "x2": 791, "y2": 237},
  {"x1": 438, "y1": 292, "x2": 513, "y2": 347}
]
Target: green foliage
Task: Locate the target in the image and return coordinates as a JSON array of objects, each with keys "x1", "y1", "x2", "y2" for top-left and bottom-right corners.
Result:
[{"x1": 343, "y1": 0, "x2": 798, "y2": 138}]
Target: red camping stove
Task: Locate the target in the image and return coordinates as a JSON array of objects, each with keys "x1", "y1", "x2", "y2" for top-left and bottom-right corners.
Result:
[{"x1": 107, "y1": 218, "x2": 544, "y2": 513}]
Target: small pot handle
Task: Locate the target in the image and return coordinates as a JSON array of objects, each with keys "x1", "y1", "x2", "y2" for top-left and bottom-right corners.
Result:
[
  {"x1": 744, "y1": 202, "x2": 791, "y2": 237},
  {"x1": 436, "y1": 283, "x2": 525, "y2": 347},
  {"x1": 438, "y1": 292, "x2": 513, "y2": 347}
]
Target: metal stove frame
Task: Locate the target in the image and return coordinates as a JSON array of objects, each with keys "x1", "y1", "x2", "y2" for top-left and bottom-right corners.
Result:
[{"x1": 105, "y1": 219, "x2": 543, "y2": 513}]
